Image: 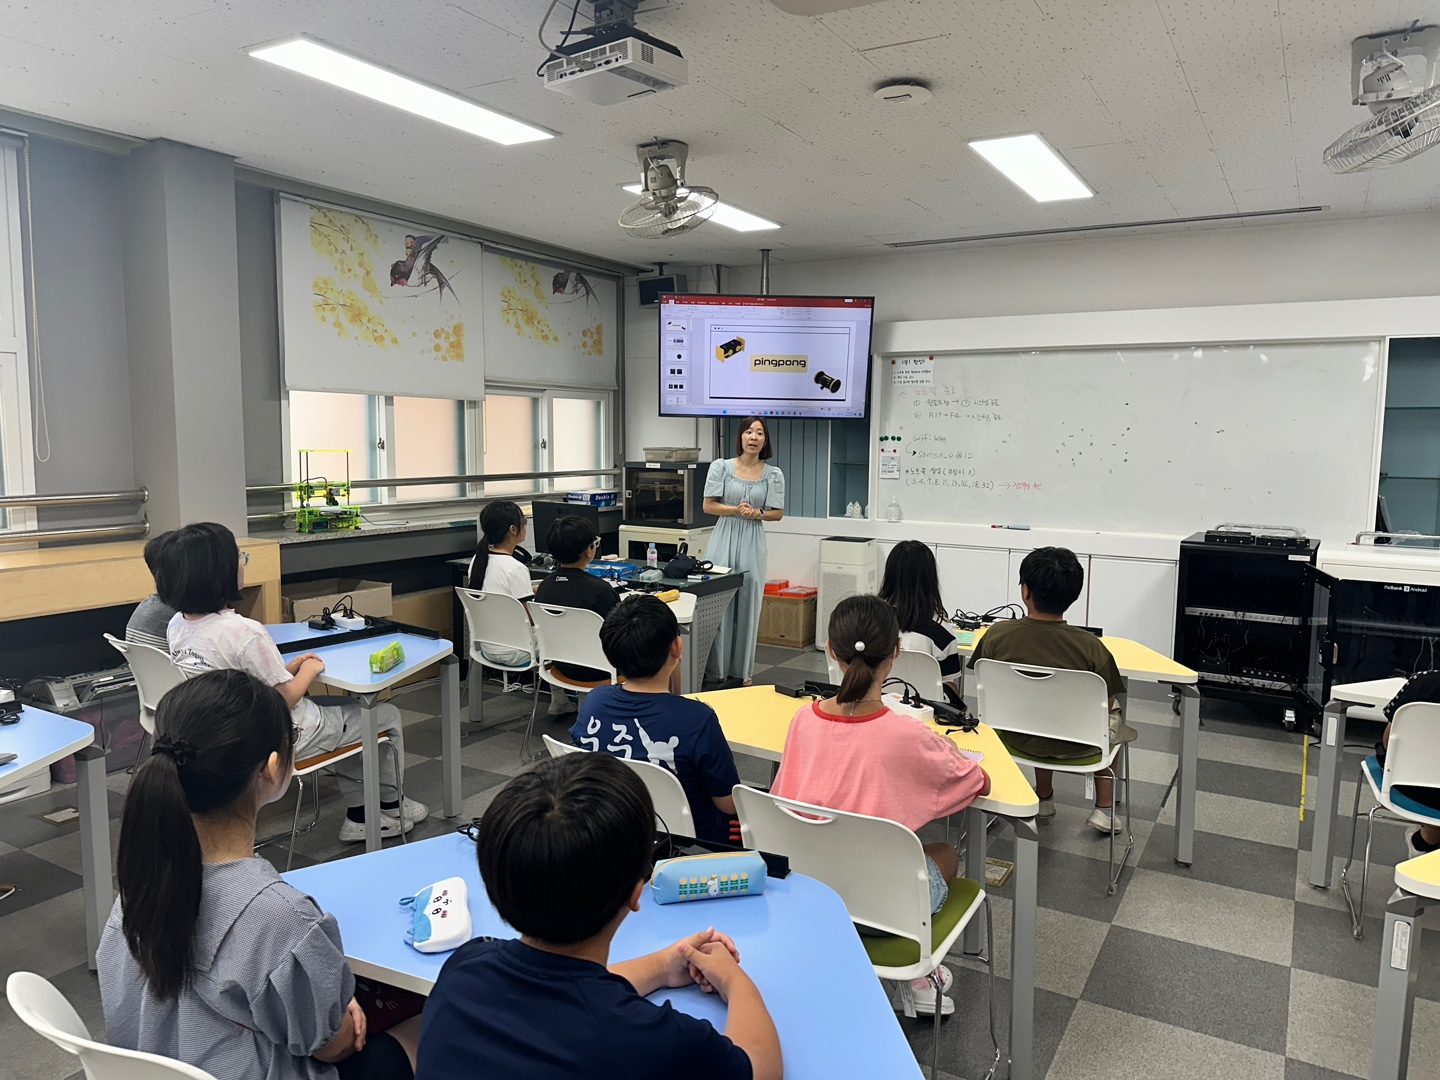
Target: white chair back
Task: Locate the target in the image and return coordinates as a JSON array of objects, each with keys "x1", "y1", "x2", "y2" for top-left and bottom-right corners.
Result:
[
  {"x1": 6, "y1": 971, "x2": 219, "y2": 1080},
  {"x1": 823, "y1": 644, "x2": 943, "y2": 702},
  {"x1": 543, "y1": 733, "x2": 584, "y2": 757},
  {"x1": 104, "y1": 634, "x2": 186, "y2": 735},
  {"x1": 733, "y1": 785, "x2": 934, "y2": 956},
  {"x1": 454, "y1": 588, "x2": 536, "y2": 669},
  {"x1": 973, "y1": 659, "x2": 1111, "y2": 753},
  {"x1": 531, "y1": 605, "x2": 616, "y2": 683},
  {"x1": 1383, "y1": 702, "x2": 1440, "y2": 803},
  {"x1": 618, "y1": 755, "x2": 696, "y2": 836}
]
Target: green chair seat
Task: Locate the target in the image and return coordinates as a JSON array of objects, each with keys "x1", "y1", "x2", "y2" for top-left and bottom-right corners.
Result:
[
  {"x1": 997, "y1": 731, "x2": 1104, "y2": 768},
  {"x1": 859, "y1": 876, "x2": 982, "y2": 969}
]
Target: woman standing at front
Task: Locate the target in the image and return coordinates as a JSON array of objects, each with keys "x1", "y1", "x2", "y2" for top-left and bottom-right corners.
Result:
[{"x1": 703, "y1": 417, "x2": 785, "y2": 686}]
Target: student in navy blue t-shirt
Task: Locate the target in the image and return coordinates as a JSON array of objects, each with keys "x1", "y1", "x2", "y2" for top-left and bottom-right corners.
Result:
[
  {"x1": 571, "y1": 595, "x2": 742, "y2": 843},
  {"x1": 414, "y1": 754, "x2": 781, "y2": 1080}
]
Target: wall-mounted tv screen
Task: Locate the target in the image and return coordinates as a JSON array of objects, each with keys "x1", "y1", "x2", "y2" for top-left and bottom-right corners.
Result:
[{"x1": 658, "y1": 294, "x2": 874, "y2": 419}]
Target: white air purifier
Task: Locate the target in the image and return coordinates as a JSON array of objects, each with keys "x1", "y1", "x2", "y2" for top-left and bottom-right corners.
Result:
[{"x1": 816, "y1": 537, "x2": 878, "y2": 650}]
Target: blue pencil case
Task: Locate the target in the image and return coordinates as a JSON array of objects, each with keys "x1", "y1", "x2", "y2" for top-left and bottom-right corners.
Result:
[
  {"x1": 400, "y1": 877, "x2": 471, "y2": 953},
  {"x1": 650, "y1": 851, "x2": 767, "y2": 904}
]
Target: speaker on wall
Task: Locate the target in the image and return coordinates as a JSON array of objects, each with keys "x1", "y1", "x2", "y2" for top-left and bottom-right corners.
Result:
[{"x1": 639, "y1": 274, "x2": 689, "y2": 306}]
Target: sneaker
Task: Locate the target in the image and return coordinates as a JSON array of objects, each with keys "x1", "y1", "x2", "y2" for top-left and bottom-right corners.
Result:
[
  {"x1": 383, "y1": 797, "x2": 429, "y2": 825},
  {"x1": 1412, "y1": 829, "x2": 1440, "y2": 854},
  {"x1": 547, "y1": 692, "x2": 578, "y2": 717},
  {"x1": 1111, "y1": 720, "x2": 1140, "y2": 745},
  {"x1": 1036, "y1": 796, "x2": 1056, "y2": 819},
  {"x1": 338, "y1": 815, "x2": 413, "y2": 843},
  {"x1": 1086, "y1": 807, "x2": 1122, "y2": 834},
  {"x1": 906, "y1": 965, "x2": 955, "y2": 1017}
]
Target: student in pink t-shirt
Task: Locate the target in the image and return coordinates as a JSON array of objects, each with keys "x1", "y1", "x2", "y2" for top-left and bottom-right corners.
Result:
[{"x1": 770, "y1": 594, "x2": 989, "y2": 1016}]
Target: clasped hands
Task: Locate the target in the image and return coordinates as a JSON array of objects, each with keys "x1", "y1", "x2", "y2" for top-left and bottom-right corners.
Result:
[{"x1": 736, "y1": 501, "x2": 764, "y2": 521}]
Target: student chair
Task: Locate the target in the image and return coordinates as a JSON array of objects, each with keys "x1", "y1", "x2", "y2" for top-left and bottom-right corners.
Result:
[
  {"x1": 732, "y1": 785, "x2": 999, "y2": 1080},
  {"x1": 1340, "y1": 701, "x2": 1440, "y2": 939},
  {"x1": 974, "y1": 658, "x2": 1132, "y2": 896},
  {"x1": 527, "y1": 605, "x2": 617, "y2": 763},
  {"x1": 824, "y1": 646, "x2": 945, "y2": 702},
  {"x1": 454, "y1": 588, "x2": 539, "y2": 730},
  {"x1": 6, "y1": 970, "x2": 221, "y2": 1080},
  {"x1": 541, "y1": 734, "x2": 696, "y2": 835},
  {"x1": 104, "y1": 634, "x2": 187, "y2": 770}
]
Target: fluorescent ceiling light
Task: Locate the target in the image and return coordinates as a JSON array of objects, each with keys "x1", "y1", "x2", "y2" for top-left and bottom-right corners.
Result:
[
  {"x1": 622, "y1": 184, "x2": 780, "y2": 231},
  {"x1": 968, "y1": 133, "x2": 1093, "y2": 202},
  {"x1": 249, "y1": 37, "x2": 552, "y2": 146}
]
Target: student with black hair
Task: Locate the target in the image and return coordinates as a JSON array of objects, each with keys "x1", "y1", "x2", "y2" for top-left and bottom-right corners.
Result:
[
  {"x1": 570, "y1": 595, "x2": 742, "y2": 843},
  {"x1": 877, "y1": 539, "x2": 965, "y2": 706},
  {"x1": 465, "y1": 500, "x2": 534, "y2": 669},
  {"x1": 968, "y1": 546, "x2": 1131, "y2": 833},
  {"x1": 415, "y1": 754, "x2": 781, "y2": 1080},
  {"x1": 160, "y1": 522, "x2": 424, "y2": 843},
  {"x1": 98, "y1": 670, "x2": 421, "y2": 1080},
  {"x1": 125, "y1": 531, "x2": 177, "y2": 651},
  {"x1": 533, "y1": 514, "x2": 620, "y2": 716}
]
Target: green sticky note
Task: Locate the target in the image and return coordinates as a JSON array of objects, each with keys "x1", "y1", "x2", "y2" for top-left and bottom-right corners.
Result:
[{"x1": 955, "y1": 630, "x2": 976, "y2": 646}]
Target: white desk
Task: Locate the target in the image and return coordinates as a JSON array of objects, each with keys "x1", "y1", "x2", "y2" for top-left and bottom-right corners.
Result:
[
  {"x1": 0, "y1": 706, "x2": 111, "y2": 968},
  {"x1": 1308, "y1": 678, "x2": 1404, "y2": 889},
  {"x1": 1372, "y1": 848, "x2": 1440, "y2": 1078},
  {"x1": 266, "y1": 624, "x2": 459, "y2": 853}
]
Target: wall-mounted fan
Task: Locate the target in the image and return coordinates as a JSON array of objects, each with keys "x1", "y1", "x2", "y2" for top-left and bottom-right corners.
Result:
[
  {"x1": 1325, "y1": 24, "x2": 1440, "y2": 172},
  {"x1": 619, "y1": 140, "x2": 719, "y2": 238}
]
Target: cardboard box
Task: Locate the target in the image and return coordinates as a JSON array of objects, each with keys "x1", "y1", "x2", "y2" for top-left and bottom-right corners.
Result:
[
  {"x1": 757, "y1": 593, "x2": 817, "y2": 648},
  {"x1": 386, "y1": 587, "x2": 457, "y2": 690},
  {"x1": 282, "y1": 578, "x2": 393, "y2": 623}
]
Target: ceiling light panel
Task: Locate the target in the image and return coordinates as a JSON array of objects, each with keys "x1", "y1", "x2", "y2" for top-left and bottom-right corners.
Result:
[
  {"x1": 968, "y1": 134, "x2": 1093, "y2": 202},
  {"x1": 248, "y1": 37, "x2": 552, "y2": 146},
  {"x1": 622, "y1": 184, "x2": 780, "y2": 231}
]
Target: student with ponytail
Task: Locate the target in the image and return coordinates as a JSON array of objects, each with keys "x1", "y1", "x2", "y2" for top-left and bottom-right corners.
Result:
[
  {"x1": 770, "y1": 594, "x2": 990, "y2": 1017},
  {"x1": 98, "y1": 670, "x2": 420, "y2": 1080},
  {"x1": 464, "y1": 500, "x2": 535, "y2": 669}
]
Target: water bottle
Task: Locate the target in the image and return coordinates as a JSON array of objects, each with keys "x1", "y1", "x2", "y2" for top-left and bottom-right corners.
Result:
[
  {"x1": 647, "y1": 542, "x2": 658, "y2": 569},
  {"x1": 886, "y1": 497, "x2": 902, "y2": 523}
]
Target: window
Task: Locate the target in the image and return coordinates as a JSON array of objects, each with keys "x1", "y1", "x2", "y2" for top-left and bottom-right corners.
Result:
[
  {"x1": 392, "y1": 395, "x2": 464, "y2": 501},
  {"x1": 483, "y1": 392, "x2": 540, "y2": 496},
  {"x1": 550, "y1": 394, "x2": 606, "y2": 491},
  {"x1": 286, "y1": 390, "x2": 379, "y2": 503},
  {"x1": 0, "y1": 141, "x2": 36, "y2": 535}
]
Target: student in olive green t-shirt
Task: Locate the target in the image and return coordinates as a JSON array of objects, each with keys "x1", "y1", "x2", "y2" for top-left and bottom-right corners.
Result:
[{"x1": 968, "y1": 547, "x2": 1133, "y2": 834}]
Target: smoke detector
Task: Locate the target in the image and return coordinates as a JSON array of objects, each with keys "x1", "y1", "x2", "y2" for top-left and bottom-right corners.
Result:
[{"x1": 873, "y1": 81, "x2": 932, "y2": 105}]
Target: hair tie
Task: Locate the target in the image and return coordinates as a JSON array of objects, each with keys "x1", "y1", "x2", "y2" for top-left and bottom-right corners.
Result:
[
  {"x1": 854, "y1": 640, "x2": 866, "y2": 652},
  {"x1": 152, "y1": 734, "x2": 196, "y2": 768}
]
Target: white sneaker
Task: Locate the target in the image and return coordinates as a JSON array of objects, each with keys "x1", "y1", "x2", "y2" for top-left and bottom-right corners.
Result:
[
  {"x1": 383, "y1": 797, "x2": 429, "y2": 824},
  {"x1": 905, "y1": 964, "x2": 955, "y2": 1017},
  {"x1": 1087, "y1": 807, "x2": 1122, "y2": 834},
  {"x1": 547, "y1": 692, "x2": 578, "y2": 717},
  {"x1": 1036, "y1": 796, "x2": 1056, "y2": 819},
  {"x1": 338, "y1": 815, "x2": 413, "y2": 843}
]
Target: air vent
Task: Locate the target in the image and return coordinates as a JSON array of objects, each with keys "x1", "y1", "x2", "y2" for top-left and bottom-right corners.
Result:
[{"x1": 641, "y1": 43, "x2": 654, "y2": 64}]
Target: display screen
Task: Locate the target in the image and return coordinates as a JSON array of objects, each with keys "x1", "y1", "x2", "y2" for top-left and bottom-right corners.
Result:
[{"x1": 658, "y1": 294, "x2": 874, "y2": 419}]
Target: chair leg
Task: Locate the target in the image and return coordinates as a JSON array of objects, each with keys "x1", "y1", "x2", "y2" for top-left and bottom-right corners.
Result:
[
  {"x1": 929, "y1": 967, "x2": 943, "y2": 1080},
  {"x1": 1107, "y1": 745, "x2": 1135, "y2": 896},
  {"x1": 980, "y1": 894, "x2": 1002, "y2": 1080},
  {"x1": 386, "y1": 740, "x2": 409, "y2": 845},
  {"x1": 1339, "y1": 765, "x2": 1368, "y2": 935},
  {"x1": 285, "y1": 776, "x2": 307, "y2": 872},
  {"x1": 128, "y1": 730, "x2": 151, "y2": 775},
  {"x1": 520, "y1": 684, "x2": 544, "y2": 764}
]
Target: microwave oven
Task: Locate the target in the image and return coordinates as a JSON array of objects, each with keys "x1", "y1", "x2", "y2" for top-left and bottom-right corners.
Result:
[{"x1": 623, "y1": 462, "x2": 716, "y2": 527}]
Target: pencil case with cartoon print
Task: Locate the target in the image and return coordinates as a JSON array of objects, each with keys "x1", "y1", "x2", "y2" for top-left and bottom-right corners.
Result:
[{"x1": 650, "y1": 851, "x2": 767, "y2": 905}]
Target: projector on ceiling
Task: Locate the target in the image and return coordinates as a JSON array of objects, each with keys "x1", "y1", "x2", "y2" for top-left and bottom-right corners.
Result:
[{"x1": 541, "y1": 26, "x2": 686, "y2": 105}]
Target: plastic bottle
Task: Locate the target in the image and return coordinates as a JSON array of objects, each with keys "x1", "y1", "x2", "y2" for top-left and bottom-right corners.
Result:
[
  {"x1": 647, "y1": 542, "x2": 658, "y2": 569},
  {"x1": 886, "y1": 497, "x2": 902, "y2": 523}
]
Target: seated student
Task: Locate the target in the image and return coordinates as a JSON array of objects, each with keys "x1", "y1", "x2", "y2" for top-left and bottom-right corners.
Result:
[
  {"x1": 98, "y1": 670, "x2": 421, "y2": 1080},
  {"x1": 967, "y1": 546, "x2": 1131, "y2": 834},
  {"x1": 465, "y1": 500, "x2": 535, "y2": 671},
  {"x1": 771, "y1": 594, "x2": 989, "y2": 1017},
  {"x1": 534, "y1": 514, "x2": 621, "y2": 717},
  {"x1": 1379, "y1": 671, "x2": 1440, "y2": 853},
  {"x1": 125, "y1": 531, "x2": 177, "y2": 651},
  {"x1": 877, "y1": 539, "x2": 965, "y2": 708},
  {"x1": 159, "y1": 522, "x2": 425, "y2": 843},
  {"x1": 570, "y1": 595, "x2": 741, "y2": 844},
  {"x1": 415, "y1": 753, "x2": 782, "y2": 1080}
]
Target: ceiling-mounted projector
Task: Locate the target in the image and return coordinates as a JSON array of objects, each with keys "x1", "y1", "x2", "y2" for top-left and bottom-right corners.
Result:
[{"x1": 541, "y1": 23, "x2": 687, "y2": 105}]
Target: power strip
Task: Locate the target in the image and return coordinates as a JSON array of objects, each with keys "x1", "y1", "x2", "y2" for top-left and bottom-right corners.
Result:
[{"x1": 332, "y1": 614, "x2": 367, "y2": 631}]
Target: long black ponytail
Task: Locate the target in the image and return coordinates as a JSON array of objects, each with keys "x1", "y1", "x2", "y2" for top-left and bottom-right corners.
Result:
[
  {"x1": 828, "y1": 594, "x2": 901, "y2": 705},
  {"x1": 117, "y1": 669, "x2": 294, "y2": 1000},
  {"x1": 467, "y1": 500, "x2": 525, "y2": 591}
]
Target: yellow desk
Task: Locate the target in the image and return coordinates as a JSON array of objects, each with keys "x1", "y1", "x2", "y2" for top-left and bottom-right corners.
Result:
[
  {"x1": 958, "y1": 625, "x2": 1203, "y2": 868},
  {"x1": 0, "y1": 537, "x2": 282, "y2": 623},
  {"x1": 692, "y1": 685, "x2": 1044, "y2": 1080},
  {"x1": 1374, "y1": 849, "x2": 1440, "y2": 1079}
]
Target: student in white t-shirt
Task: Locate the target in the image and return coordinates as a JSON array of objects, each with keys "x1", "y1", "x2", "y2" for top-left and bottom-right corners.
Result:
[
  {"x1": 157, "y1": 522, "x2": 426, "y2": 844},
  {"x1": 464, "y1": 501, "x2": 535, "y2": 669}
]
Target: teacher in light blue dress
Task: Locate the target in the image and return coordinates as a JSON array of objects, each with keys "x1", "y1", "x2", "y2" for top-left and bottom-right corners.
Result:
[{"x1": 704, "y1": 416, "x2": 786, "y2": 686}]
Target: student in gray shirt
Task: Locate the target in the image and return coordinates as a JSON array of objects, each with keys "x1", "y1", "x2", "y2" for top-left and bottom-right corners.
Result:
[
  {"x1": 98, "y1": 670, "x2": 420, "y2": 1080},
  {"x1": 124, "y1": 532, "x2": 176, "y2": 651}
]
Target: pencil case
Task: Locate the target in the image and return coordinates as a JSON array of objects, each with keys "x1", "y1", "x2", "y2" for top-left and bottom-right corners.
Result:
[
  {"x1": 369, "y1": 640, "x2": 405, "y2": 674},
  {"x1": 400, "y1": 876, "x2": 471, "y2": 953},
  {"x1": 650, "y1": 851, "x2": 767, "y2": 904}
]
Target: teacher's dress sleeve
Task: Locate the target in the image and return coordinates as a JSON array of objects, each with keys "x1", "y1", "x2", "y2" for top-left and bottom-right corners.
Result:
[
  {"x1": 704, "y1": 458, "x2": 726, "y2": 499},
  {"x1": 767, "y1": 466, "x2": 786, "y2": 510}
]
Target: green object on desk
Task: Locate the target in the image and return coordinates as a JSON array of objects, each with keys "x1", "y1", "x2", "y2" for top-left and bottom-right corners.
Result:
[
  {"x1": 955, "y1": 629, "x2": 976, "y2": 646},
  {"x1": 369, "y1": 640, "x2": 405, "y2": 674}
]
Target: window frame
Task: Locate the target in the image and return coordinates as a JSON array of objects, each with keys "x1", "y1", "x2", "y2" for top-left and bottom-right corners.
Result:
[{"x1": 0, "y1": 141, "x2": 36, "y2": 536}]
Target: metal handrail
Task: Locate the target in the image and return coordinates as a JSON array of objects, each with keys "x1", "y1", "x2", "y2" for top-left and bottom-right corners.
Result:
[
  {"x1": 245, "y1": 468, "x2": 621, "y2": 496},
  {"x1": 0, "y1": 488, "x2": 148, "y2": 510},
  {"x1": 0, "y1": 522, "x2": 149, "y2": 546}
]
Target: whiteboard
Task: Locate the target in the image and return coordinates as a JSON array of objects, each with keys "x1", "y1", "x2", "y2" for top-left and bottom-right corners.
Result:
[
  {"x1": 876, "y1": 341, "x2": 1384, "y2": 541},
  {"x1": 278, "y1": 196, "x2": 485, "y2": 398}
]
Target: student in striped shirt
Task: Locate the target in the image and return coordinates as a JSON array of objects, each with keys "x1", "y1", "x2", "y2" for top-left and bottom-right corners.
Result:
[
  {"x1": 878, "y1": 540, "x2": 965, "y2": 707},
  {"x1": 124, "y1": 532, "x2": 176, "y2": 651}
]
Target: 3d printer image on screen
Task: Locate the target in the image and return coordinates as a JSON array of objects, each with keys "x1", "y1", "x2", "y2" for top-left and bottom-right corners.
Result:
[{"x1": 706, "y1": 326, "x2": 854, "y2": 400}]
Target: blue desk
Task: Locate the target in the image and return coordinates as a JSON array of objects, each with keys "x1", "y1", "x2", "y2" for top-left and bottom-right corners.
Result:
[
  {"x1": 265, "y1": 624, "x2": 460, "y2": 852},
  {"x1": 285, "y1": 834, "x2": 920, "y2": 1078},
  {"x1": 0, "y1": 706, "x2": 111, "y2": 968}
]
